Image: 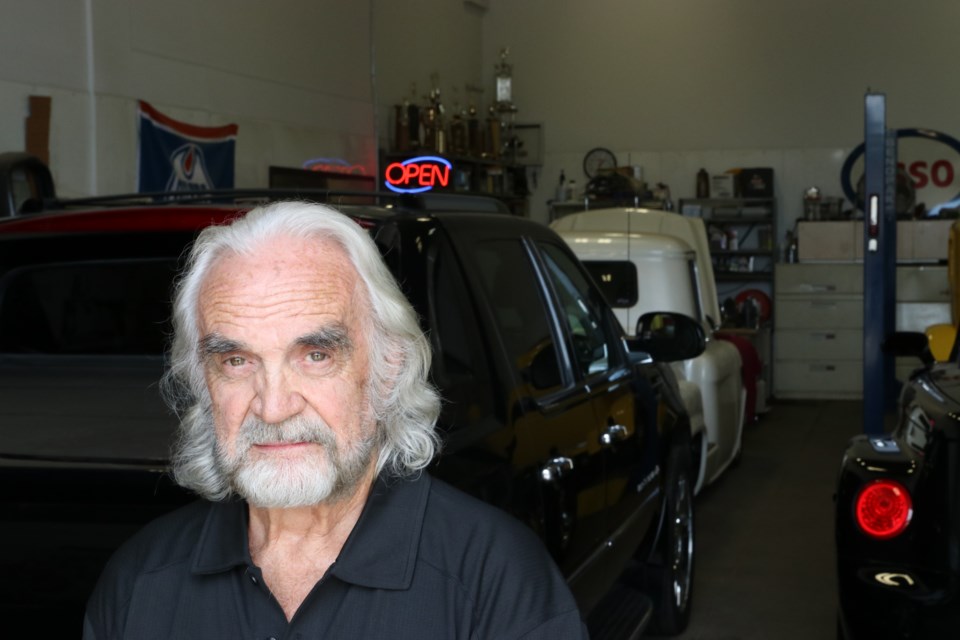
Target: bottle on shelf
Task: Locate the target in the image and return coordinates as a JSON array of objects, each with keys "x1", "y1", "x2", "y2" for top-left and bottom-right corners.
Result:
[
  {"x1": 783, "y1": 230, "x2": 798, "y2": 263},
  {"x1": 696, "y1": 168, "x2": 710, "y2": 198}
]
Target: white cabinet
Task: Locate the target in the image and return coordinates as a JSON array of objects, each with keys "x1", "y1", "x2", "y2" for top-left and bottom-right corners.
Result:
[
  {"x1": 773, "y1": 263, "x2": 949, "y2": 399},
  {"x1": 774, "y1": 264, "x2": 863, "y2": 400}
]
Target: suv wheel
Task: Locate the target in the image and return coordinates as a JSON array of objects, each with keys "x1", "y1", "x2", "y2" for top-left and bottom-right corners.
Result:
[{"x1": 649, "y1": 441, "x2": 694, "y2": 635}]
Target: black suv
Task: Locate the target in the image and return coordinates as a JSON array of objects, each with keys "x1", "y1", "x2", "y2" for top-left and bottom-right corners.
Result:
[{"x1": 0, "y1": 158, "x2": 703, "y2": 638}]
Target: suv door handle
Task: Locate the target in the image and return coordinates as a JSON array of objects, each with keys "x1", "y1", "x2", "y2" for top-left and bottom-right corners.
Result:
[
  {"x1": 600, "y1": 423, "x2": 628, "y2": 446},
  {"x1": 540, "y1": 457, "x2": 574, "y2": 482}
]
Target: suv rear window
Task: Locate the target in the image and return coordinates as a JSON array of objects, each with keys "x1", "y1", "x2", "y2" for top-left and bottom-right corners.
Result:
[{"x1": 0, "y1": 258, "x2": 177, "y2": 355}]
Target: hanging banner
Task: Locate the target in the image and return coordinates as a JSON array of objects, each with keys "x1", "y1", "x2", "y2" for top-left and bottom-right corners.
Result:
[{"x1": 137, "y1": 100, "x2": 238, "y2": 193}]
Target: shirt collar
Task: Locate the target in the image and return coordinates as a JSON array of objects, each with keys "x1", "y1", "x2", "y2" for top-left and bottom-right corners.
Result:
[
  {"x1": 191, "y1": 498, "x2": 251, "y2": 574},
  {"x1": 190, "y1": 473, "x2": 431, "y2": 591},
  {"x1": 331, "y1": 473, "x2": 430, "y2": 590}
]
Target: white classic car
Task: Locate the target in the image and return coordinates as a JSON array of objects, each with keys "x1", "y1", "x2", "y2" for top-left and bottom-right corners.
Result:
[{"x1": 552, "y1": 208, "x2": 749, "y2": 493}]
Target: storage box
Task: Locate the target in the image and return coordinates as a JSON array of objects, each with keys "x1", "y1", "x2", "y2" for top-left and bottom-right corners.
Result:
[
  {"x1": 797, "y1": 221, "x2": 858, "y2": 261},
  {"x1": 798, "y1": 219, "x2": 953, "y2": 262},
  {"x1": 913, "y1": 219, "x2": 953, "y2": 261},
  {"x1": 738, "y1": 168, "x2": 774, "y2": 198},
  {"x1": 855, "y1": 220, "x2": 950, "y2": 262},
  {"x1": 711, "y1": 174, "x2": 736, "y2": 198}
]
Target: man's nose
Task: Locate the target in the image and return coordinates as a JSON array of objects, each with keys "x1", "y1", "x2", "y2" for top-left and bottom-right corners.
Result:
[{"x1": 253, "y1": 367, "x2": 306, "y2": 424}]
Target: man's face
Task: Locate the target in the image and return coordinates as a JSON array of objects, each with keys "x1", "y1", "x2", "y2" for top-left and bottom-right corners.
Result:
[{"x1": 197, "y1": 235, "x2": 377, "y2": 508}]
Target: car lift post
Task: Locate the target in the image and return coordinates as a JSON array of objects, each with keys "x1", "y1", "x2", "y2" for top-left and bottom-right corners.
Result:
[{"x1": 862, "y1": 92, "x2": 898, "y2": 435}]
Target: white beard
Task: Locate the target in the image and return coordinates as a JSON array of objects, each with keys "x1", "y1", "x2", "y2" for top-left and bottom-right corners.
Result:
[{"x1": 216, "y1": 415, "x2": 375, "y2": 508}]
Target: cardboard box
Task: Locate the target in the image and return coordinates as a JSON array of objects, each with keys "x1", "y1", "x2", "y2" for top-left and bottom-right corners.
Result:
[
  {"x1": 799, "y1": 219, "x2": 953, "y2": 262},
  {"x1": 913, "y1": 219, "x2": 953, "y2": 261},
  {"x1": 797, "y1": 221, "x2": 857, "y2": 261},
  {"x1": 711, "y1": 174, "x2": 736, "y2": 198}
]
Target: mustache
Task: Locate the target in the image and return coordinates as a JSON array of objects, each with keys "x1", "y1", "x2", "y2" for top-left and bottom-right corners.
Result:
[{"x1": 237, "y1": 416, "x2": 338, "y2": 449}]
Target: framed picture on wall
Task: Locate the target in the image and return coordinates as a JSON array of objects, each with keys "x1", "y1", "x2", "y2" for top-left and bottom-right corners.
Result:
[{"x1": 511, "y1": 123, "x2": 543, "y2": 167}]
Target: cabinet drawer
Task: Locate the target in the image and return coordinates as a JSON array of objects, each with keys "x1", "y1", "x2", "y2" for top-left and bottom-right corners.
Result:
[
  {"x1": 896, "y1": 266, "x2": 950, "y2": 302},
  {"x1": 776, "y1": 264, "x2": 863, "y2": 295},
  {"x1": 774, "y1": 360, "x2": 862, "y2": 398},
  {"x1": 775, "y1": 329, "x2": 862, "y2": 360},
  {"x1": 775, "y1": 298, "x2": 863, "y2": 329}
]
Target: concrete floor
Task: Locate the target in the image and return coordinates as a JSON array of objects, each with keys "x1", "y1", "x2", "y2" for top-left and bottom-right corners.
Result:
[{"x1": 669, "y1": 399, "x2": 864, "y2": 640}]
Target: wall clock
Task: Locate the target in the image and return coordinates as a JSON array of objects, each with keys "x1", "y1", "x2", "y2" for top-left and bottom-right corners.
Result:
[{"x1": 583, "y1": 147, "x2": 617, "y2": 178}]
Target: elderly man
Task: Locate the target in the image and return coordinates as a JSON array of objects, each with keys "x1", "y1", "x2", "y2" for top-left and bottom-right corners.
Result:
[{"x1": 83, "y1": 202, "x2": 587, "y2": 639}]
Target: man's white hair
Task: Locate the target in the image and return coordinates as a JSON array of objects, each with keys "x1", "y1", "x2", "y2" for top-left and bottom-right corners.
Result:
[{"x1": 162, "y1": 201, "x2": 441, "y2": 500}]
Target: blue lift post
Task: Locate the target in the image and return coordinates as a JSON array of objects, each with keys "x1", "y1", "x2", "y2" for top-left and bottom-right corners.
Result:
[{"x1": 862, "y1": 92, "x2": 898, "y2": 435}]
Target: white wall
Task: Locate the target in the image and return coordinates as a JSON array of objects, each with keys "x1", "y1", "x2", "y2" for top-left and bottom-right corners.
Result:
[
  {"x1": 5, "y1": 0, "x2": 959, "y2": 230},
  {"x1": 373, "y1": 0, "x2": 485, "y2": 152},
  {"x1": 481, "y1": 0, "x2": 960, "y2": 232},
  {"x1": 0, "y1": 0, "x2": 378, "y2": 197}
]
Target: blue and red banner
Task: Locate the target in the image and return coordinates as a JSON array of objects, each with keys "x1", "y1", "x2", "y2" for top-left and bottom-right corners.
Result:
[{"x1": 137, "y1": 100, "x2": 238, "y2": 193}]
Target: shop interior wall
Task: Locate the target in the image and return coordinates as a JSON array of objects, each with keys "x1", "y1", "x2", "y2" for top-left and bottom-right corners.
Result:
[
  {"x1": 372, "y1": 0, "x2": 485, "y2": 157},
  {"x1": 480, "y1": 0, "x2": 960, "y2": 234},
  {"x1": 0, "y1": 0, "x2": 379, "y2": 197},
  {"x1": 5, "y1": 0, "x2": 957, "y2": 233}
]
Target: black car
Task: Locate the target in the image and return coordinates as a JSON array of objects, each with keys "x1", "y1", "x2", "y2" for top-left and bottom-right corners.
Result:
[
  {"x1": 835, "y1": 332, "x2": 960, "y2": 639},
  {"x1": 0, "y1": 158, "x2": 704, "y2": 638}
]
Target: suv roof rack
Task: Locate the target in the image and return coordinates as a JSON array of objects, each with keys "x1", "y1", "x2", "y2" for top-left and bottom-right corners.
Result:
[
  {"x1": 53, "y1": 188, "x2": 510, "y2": 214},
  {"x1": 0, "y1": 152, "x2": 513, "y2": 217}
]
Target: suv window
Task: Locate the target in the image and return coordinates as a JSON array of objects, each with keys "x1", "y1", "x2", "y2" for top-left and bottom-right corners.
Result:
[
  {"x1": 0, "y1": 258, "x2": 176, "y2": 355},
  {"x1": 426, "y1": 238, "x2": 496, "y2": 430},
  {"x1": 538, "y1": 243, "x2": 621, "y2": 379},
  {"x1": 468, "y1": 238, "x2": 563, "y2": 393}
]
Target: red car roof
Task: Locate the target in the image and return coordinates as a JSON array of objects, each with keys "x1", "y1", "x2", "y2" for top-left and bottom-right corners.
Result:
[
  {"x1": 0, "y1": 205, "x2": 251, "y2": 235},
  {"x1": 0, "y1": 202, "x2": 390, "y2": 235}
]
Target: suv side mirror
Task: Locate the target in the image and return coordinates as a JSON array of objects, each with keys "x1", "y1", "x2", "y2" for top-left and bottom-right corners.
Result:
[{"x1": 629, "y1": 311, "x2": 706, "y2": 362}]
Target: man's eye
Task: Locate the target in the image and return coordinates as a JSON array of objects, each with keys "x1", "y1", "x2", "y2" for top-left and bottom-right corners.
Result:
[
  {"x1": 308, "y1": 351, "x2": 329, "y2": 363},
  {"x1": 226, "y1": 356, "x2": 246, "y2": 367}
]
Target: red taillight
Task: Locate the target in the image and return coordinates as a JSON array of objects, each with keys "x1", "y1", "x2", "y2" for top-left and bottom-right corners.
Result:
[{"x1": 855, "y1": 480, "x2": 912, "y2": 539}]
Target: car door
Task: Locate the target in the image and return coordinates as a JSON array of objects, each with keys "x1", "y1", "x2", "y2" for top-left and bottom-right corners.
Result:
[
  {"x1": 438, "y1": 216, "x2": 609, "y2": 590},
  {"x1": 531, "y1": 239, "x2": 660, "y2": 578},
  {"x1": 413, "y1": 225, "x2": 513, "y2": 506}
]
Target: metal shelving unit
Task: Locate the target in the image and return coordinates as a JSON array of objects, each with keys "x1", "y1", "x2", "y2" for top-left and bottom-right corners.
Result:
[
  {"x1": 681, "y1": 196, "x2": 778, "y2": 401},
  {"x1": 678, "y1": 197, "x2": 777, "y2": 290}
]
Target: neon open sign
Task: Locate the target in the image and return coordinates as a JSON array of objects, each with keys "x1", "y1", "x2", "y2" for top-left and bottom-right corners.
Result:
[{"x1": 384, "y1": 156, "x2": 451, "y2": 194}]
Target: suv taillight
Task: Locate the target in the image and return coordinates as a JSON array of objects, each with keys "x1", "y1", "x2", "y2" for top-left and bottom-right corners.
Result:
[{"x1": 855, "y1": 479, "x2": 912, "y2": 539}]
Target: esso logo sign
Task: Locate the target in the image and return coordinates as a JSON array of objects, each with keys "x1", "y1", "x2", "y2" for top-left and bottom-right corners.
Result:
[
  {"x1": 384, "y1": 156, "x2": 451, "y2": 194},
  {"x1": 841, "y1": 128, "x2": 960, "y2": 214},
  {"x1": 900, "y1": 158, "x2": 953, "y2": 189}
]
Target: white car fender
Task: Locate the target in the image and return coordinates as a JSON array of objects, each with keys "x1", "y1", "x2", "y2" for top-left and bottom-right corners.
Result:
[
  {"x1": 677, "y1": 338, "x2": 744, "y2": 487},
  {"x1": 675, "y1": 377, "x2": 708, "y2": 495}
]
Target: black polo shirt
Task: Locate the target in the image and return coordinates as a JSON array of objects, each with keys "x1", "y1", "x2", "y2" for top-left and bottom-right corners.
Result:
[{"x1": 83, "y1": 473, "x2": 588, "y2": 639}]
